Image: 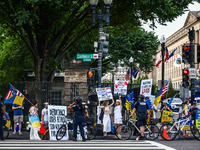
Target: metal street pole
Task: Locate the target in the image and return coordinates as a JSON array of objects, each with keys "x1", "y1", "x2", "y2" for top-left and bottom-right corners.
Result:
[
  {"x1": 161, "y1": 39, "x2": 165, "y2": 101},
  {"x1": 189, "y1": 27, "x2": 195, "y2": 104},
  {"x1": 130, "y1": 62, "x2": 133, "y2": 90}
]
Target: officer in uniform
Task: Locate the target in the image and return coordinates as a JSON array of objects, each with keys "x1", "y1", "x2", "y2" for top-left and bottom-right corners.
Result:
[
  {"x1": 68, "y1": 97, "x2": 88, "y2": 141},
  {"x1": 129, "y1": 94, "x2": 149, "y2": 140}
]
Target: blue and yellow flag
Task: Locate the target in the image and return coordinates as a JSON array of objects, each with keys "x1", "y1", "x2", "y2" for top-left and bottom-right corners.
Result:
[
  {"x1": 153, "y1": 87, "x2": 163, "y2": 106},
  {"x1": 29, "y1": 115, "x2": 41, "y2": 128}
]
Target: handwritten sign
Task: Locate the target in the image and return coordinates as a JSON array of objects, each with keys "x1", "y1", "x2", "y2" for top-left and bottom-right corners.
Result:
[
  {"x1": 140, "y1": 79, "x2": 152, "y2": 97},
  {"x1": 48, "y1": 105, "x2": 68, "y2": 140},
  {"x1": 114, "y1": 80, "x2": 127, "y2": 96},
  {"x1": 96, "y1": 87, "x2": 113, "y2": 101},
  {"x1": 161, "y1": 110, "x2": 172, "y2": 123},
  {"x1": 196, "y1": 109, "x2": 200, "y2": 130}
]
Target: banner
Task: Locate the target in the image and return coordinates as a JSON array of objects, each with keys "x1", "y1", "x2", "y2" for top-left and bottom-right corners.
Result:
[
  {"x1": 96, "y1": 87, "x2": 113, "y2": 101},
  {"x1": 140, "y1": 79, "x2": 153, "y2": 97},
  {"x1": 196, "y1": 109, "x2": 200, "y2": 130},
  {"x1": 48, "y1": 105, "x2": 68, "y2": 140},
  {"x1": 114, "y1": 80, "x2": 127, "y2": 96},
  {"x1": 29, "y1": 115, "x2": 41, "y2": 128},
  {"x1": 161, "y1": 110, "x2": 172, "y2": 123}
]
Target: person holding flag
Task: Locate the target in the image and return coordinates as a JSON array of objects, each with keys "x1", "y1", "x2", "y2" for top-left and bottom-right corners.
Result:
[{"x1": 182, "y1": 99, "x2": 190, "y2": 137}]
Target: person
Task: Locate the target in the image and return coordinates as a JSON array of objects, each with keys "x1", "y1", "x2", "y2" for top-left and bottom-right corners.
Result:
[
  {"x1": 189, "y1": 102, "x2": 198, "y2": 123},
  {"x1": 178, "y1": 102, "x2": 184, "y2": 119},
  {"x1": 68, "y1": 97, "x2": 88, "y2": 141},
  {"x1": 12, "y1": 102, "x2": 24, "y2": 135},
  {"x1": 29, "y1": 101, "x2": 41, "y2": 140},
  {"x1": 182, "y1": 100, "x2": 190, "y2": 137},
  {"x1": 0, "y1": 96, "x2": 10, "y2": 140},
  {"x1": 98, "y1": 99, "x2": 114, "y2": 139},
  {"x1": 41, "y1": 102, "x2": 49, "y2": 140},
  {"x1": 129, "y1": 94, "x2": 149, "y2": 140},
  {"x1": 160, "y1": 100, "x2": 172, "y2": 113},
  {"x1": 114, "y1": 95, "x2": 122, "y2": 138}
]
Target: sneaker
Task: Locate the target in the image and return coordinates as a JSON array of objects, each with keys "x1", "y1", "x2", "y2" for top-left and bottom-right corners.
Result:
[
  {"x1": 140, "y1": 136, "x2": 145, "y2": 140},
  {"x1": 118, "y1": 135, "x2": 122, "y2": 139},
  {"x1": 73, "y1": 138, "x2": 77, "y2": 142},
  {"x1": 12, "y1": 131, "x2": 17, "y2": 135},
  {"x1": 136, "y1": 136, "x2": 139, "y2": 141},
  {"x1": 114, "y1": 135, "x2": 118, "y2": 139},
  {"x1": 18, "y1": 131, "x2": 23, "y2": 136},
  {"x1": 82, "y1": 138, "x2": 86, "y2": 142}
]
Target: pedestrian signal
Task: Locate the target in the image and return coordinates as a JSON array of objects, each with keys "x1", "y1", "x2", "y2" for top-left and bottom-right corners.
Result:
[
  {"x1": 87, "y1": 70, "x2": 95, "y2": 86},
  {"x1": 182, "y1": 45, "x2": 190, "y2": 64},
  {"x1": 182, "y1": 68, "x2": 189, "y2": 87}
]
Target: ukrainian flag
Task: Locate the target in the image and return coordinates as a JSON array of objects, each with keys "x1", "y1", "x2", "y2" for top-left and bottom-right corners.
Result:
[
  {"x1": 29, "y1": 115, "x2": 41, "y2": 128},
  {"x1": 153, "y1": 87, "x2": 163, "y2": 106}
]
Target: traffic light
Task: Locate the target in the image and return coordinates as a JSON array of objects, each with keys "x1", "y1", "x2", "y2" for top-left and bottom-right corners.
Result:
[
  {"x1": 182, "y1": 68, "x2": 189, "y2": 87},
  {"x1": 87, "y1": 70, "x2": 95, "y2": 86},
  {"x1": 182, "y1": 45, "x2": 191, "y2": 64},
  {"x1": 197, "y1": 44, "x2": 200, "y2": 63},
  {"x1": 100, "y1": 32, "x2": 109, "y2": 54}
]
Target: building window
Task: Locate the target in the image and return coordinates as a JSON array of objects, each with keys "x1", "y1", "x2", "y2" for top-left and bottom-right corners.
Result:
[{"x1": 50, "y1": 91, "x2": 62, "y2": 105}]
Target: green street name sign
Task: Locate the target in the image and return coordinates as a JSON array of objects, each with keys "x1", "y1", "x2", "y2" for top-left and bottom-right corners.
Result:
[
  {"x1": 83, "y1": 59, "x2": 91, "y2": 62},
  {"x1": 77, "y1": 54, "x2": 93, "y2": 59}
]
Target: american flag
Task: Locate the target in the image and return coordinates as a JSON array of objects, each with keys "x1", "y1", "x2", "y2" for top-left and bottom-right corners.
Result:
[
  {"x1": 162, "y1": 78, "x2": 171, "y2": 97},
  {"x1": 156, "y1": 52, "x2": 162, "y2": 68},
  {"x1": 164, "y1": 47, "x2": 169, "y2": 62},
  {"x1": 125, "y1": 69, "x2": 131, "y2": 81},
  {"x1": 5, "y1": 84, "x2": 24, "y2": 100}
]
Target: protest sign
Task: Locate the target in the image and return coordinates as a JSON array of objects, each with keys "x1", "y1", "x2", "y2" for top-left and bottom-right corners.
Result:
[
  {"x1": 48, "y1": 105, "x2": 68, "y2": 140},
  {"x1": 114, "y1": 80, "x2": 127, "y2": 96},
  {"x1": 196, "y1": 109, "x2": 200, "y2": 130},
  {"x1": 140, "y1": 79, "x2": 152, "y2": 97},
  {"x1": 96, "y1": 87, "x2": 113, "y2": 101},
  {"x1": 29, "y1": 115, "x2": 40, "y2": 128},
  {"x1": 161, "y1": 110, "x2": 172, "y2": 123}
]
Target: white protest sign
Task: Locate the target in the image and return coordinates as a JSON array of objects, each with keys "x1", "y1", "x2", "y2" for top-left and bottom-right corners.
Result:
[
  {"x1": 48, "y1": 105, "x2": 68, "y2": 140},
  {"x1": 140, "y1": 79, "x2": 153, "y2": 97},
  {"x1": 96, "y1": 87, "x2": 113, "y2": 101},
  {"x1": 114, "y1": 80, "x2": 128, "y2": 96}
]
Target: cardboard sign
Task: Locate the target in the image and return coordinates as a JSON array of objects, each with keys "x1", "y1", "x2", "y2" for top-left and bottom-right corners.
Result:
[
  {"x1": 161, "y1": 110, "x2": 172, "y2": 123},
  {"x1": 114, "y1": 80, "x2": 128, "y2": 96},
  {"x1": 48, "y1": 105, "x2": 68, "y2": 140},
  {"x1": 29, "y1": 115, "x2": 41, "y2": 128},
  {"x1": 96, "y1": 87, "x2": 113, "y2": 101},
  {"x1": 140, "y1": 79, "x2": 152, "y2": 97}
]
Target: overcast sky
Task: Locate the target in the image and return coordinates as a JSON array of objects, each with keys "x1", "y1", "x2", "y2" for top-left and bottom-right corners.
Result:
[{"x1": 142, "y1": 2, "x2": 200, "y2": 40}]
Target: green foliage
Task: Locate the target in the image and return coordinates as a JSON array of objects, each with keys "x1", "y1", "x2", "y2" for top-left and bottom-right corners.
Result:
[
  {"x1": 166, "y1": 81, "x2": 176, "y2": 98},
  {"x1": 103, "y1": 79, "x2": 112, "y2": 83},
  {"x1": 153, "y1": 82, "x2": 158, "y2": 95},
  {"x1": 133, "y1": 75, "x2": 149, "y2": 85}
]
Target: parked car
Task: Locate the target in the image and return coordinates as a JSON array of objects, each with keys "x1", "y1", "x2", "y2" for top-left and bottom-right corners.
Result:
[{"x1": 170, "y1": 98, "x2": 183, "y2": 111}]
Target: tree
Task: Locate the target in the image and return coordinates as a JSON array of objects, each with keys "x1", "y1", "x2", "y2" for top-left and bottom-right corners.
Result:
[
  {"x1": 0, "y1": 0, "x2": 194, "y2": 82},
  {"x1": 103, "y1": 79, "x2": 112, "y2": 83},
  {"x1": 166, "y1": 81, "x2": 176, "y2": 98}
]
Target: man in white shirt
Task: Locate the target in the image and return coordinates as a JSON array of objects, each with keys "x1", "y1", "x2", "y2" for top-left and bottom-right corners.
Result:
[{"x1": 41, "y1": 102, "x2": 49, "y2": 140}]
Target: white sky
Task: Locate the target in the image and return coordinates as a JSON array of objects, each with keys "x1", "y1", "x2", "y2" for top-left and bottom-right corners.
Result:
[{"x1": 142, "y1": 2, "x2": 200, "y2": 39}]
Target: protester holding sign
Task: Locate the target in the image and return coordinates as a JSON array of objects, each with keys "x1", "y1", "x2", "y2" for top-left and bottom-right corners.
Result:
[
  {"x1": 29, "y1": 101, "x2": 41, "y2": 140},
  {"x1": 98, "y1": 99, "x2": 114, "y2": 139},
  {"x1": 68, "y1": 97, "x2": 88, "y2": 142},
  {"x1": 114, "y1": 95, "x2": 122, "y2": 138},
  {"x1": 41, "y1": 102, "x2": 49, "y2": 140}
]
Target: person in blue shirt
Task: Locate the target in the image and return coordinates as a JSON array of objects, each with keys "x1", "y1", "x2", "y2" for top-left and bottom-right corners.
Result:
[
  {"x1": 68, "y1": 97, "x2": 88, "y2": 141},
  {"x1": 0, "y1": 96, "x2": 10, "y2": 140},
  {"x1": 12, "y1": 103, "x2": 24, "y2": 135}
]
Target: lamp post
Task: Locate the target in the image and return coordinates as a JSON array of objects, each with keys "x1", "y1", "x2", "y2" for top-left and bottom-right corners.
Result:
[
  {"x1": 129, "y1": 57, "x2": 133, "y2": 90},
  {"x1": 160, "y1": 35, "x2": 166, "y2": 101},
  {"x1": 89, "y1": 0, "x2": 112, "y2": 88}
]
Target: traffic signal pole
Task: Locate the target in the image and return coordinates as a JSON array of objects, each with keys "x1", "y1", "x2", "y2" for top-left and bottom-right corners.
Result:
[
  {"x1": 189, "y1": 27, "x2": 195, "y2": 104},
  {"x1": 161, "y1": 42, "x2": 165, "y2": 101}
]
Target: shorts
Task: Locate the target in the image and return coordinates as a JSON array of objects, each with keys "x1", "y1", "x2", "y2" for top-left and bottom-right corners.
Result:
[
  {"x1": 14, "y1": 115, "x2": 23, "y2": 123},
  {"x1": 114, "y1": 118, "x2": 122, "y2": 124},
  {"x1": 43, "y1": 121, "x2": 49, "y2": 128},
  {"x1": 137, "y1": 115, "x2": 147, "y2": 127}
]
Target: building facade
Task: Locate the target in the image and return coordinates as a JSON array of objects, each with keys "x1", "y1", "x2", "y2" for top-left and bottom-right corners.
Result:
[{"x1": 155, "y1": 11, "x2": 200, "y2": 90}]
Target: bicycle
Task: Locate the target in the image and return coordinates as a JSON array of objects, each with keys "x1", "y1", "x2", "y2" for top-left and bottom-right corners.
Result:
[
  {"x1": 56, "y1": 116, "x2": 96, "y2": 140},
  {"x1": 115, "y1": 118, "x2": 159, "y2": 140},
  {"x1": 160, "y1": 114, "x2": 200, "y2": 141},
  {"x1": 3, "y1": 118, "x2": 9, "y2": 139}
]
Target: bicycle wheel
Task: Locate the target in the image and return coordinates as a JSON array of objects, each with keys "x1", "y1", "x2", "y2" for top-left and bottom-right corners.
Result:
[
  {"x1": 116, "y1": 124, "x2": 132, "y2": 140},
  {"x1": 160, "y1": 123, "x2": 178, "y2": 141},
  {"x1": 144, "y1": 124, "x2": 159, "y2": 140},
  {"x1": 190, "y1": 124, "x2": 200, "y2": 141},
  {"x1": 86, "y1": 125, "x2": 96, "y2": 140},
  {"x1": 56, "y1": 125, "x2": 66, "y2": 140},
  {"x1": 3, "y1": 126, "x2": 9, "y2": 139}
]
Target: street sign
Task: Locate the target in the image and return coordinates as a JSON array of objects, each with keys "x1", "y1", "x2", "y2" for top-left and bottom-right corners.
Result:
[
  {"x1": 77, "y1": 54, "x2": 98, "y2": 60},
  {"x1": 83, "y1": 59, "x2": 91, "y2": 62},
  {"x1": 189, "y1": 68, "x2": 197, "y2": 79}
]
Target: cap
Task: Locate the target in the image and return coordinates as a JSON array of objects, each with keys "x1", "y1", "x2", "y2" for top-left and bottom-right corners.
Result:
[
  {"x1": 163, "y1": 100, "x2": 168, "y2": 103},
  {"x1": 44, "y1": 102, "x2": 49, "y2": 105},
  {"x1": 116, "y1": 99, "x2": 120, "y2": 102},
  {"x1": 138, "y1": 94, "x2": 145, "y2": 99}
]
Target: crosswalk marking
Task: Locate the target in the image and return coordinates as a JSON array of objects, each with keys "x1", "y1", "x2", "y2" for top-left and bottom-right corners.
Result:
[{"x1": 0, "y1": 140, "x2": 176, "y2": 150}]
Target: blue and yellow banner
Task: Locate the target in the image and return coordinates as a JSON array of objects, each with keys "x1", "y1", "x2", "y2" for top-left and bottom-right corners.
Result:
[
  {"x1": 29, "y1": 115, "x2": 41, "y2": 128},
  {"x1": 153, "y1": 87, "x2": 163, "y2": 106},
  {"x1": 196, "y1": 109, "x2": 200, "y2": 130}
]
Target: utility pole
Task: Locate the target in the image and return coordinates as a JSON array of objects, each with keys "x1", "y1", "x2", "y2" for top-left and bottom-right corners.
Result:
[{"x1": 189, "y1": 27, "x2": 195, "y2": 104}]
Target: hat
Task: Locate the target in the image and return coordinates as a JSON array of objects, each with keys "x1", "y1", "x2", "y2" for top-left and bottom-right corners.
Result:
[
  {"x1": 44, "y1": 102, "x2": 49, "y2": 105},
  {"x1": 138, "y1": 94, "x2": 145, "y2": 99},
  {"x1": 116, "y1": 99, "x2": 120, "y2": 102},
  {"x1": 163, "y1": 100, "x2": 168, "y2": 103}
]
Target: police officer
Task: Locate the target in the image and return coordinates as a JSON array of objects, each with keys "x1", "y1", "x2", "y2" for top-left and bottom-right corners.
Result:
[
  {"x1": 68, "y1": 97, "x2": 88, "y2": 141},
  {"x1": 129, "y1": 94, "x2": 149, "y2": 140}
]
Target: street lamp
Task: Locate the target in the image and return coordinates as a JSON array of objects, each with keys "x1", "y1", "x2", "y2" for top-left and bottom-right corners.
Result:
[
  {"x1": 89, "y1": 0, "x2": 113, "y2": 88},
  {"x1": 129, "y1": 57, "x2": 133, "y2": 90},
  {"x1": 160, "y1": 35, "x2": 166, "y2": 101}
]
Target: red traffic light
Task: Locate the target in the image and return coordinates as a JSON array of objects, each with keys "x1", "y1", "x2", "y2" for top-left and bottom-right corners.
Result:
[
  {"x1": 87, "y1": 70, "x2": 94, "y2": 78},
  {"x1": 184, "y1": 46, "x2": 190, "y2": 51},
  {"x1": 183, "y1": 69, "x2": 189, "y2": 75}
]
